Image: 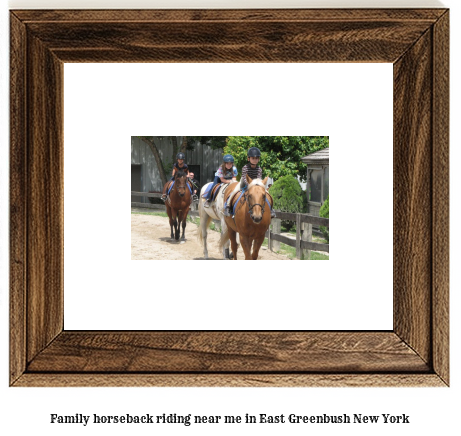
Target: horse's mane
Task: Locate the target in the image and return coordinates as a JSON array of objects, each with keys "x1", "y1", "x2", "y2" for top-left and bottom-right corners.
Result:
[
  {"x1": 176, "y1": 169, "x2": 187, "y2": 179},
  {"x1": 247, "y1": 178, "x2": 266, "y2": 189}
]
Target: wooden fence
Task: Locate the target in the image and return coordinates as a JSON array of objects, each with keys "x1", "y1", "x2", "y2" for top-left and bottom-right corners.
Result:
[
  {"x1": 131, "y1": 191, "x2": 200, "y2": 216},
  {"x1": 131, "y1": 191, "x2": 329, "y2": 259},
  {"x1": 268, "y1": 211, "x2": 329, "y2": 259}
]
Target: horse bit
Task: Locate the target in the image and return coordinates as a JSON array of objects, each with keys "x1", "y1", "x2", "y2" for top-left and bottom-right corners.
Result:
[{"x1": 245, "y1": 192, "x2": 267, "y2": 218}]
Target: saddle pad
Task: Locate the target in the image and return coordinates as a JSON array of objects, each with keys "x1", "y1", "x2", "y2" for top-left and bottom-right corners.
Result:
[
  {"x1": 202, "y1": 183, "x2": 214, "y2": 198},
  {"x1": 211, "y1": 183, "x2": 226, "y2": 201},
  {"x1": 202, "y1": 183, "x2": 224, "y2": 200}
]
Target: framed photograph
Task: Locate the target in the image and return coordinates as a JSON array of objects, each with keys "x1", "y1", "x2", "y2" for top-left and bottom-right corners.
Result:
[{"x1": 10, "y1": 9, "x2": 449, "y2": 387}]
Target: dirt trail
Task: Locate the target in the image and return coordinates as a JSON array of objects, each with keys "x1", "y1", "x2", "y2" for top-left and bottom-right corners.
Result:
[{"x1": 131, "y1": 212, "x2": 291, "y2": 260}]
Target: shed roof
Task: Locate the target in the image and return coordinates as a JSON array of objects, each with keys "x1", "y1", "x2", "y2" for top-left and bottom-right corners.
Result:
[{"x1": 301, "y1": 147, "x2": 329, "y2": 164}]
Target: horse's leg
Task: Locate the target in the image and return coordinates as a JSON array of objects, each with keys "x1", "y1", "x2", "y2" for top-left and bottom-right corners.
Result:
[
  {"x1": 240, "y1": 235, "x2": 254, "y2": 260},
  {"x1": 181, "y1": 208, "x2": 189, "y2": 240},
  {"x1": 174, "y1": 215, "x2": 180, "y2": 240},
  {"x1": 201, "y1": 218, "x2": 209, "y2": 259},
  {"x1": 251, "y1": 234, "x2": 266, "y2": 260},
  {"x1": 228, "y1": 227, "x2": 239, "y2": 260},
  {"x1": 198, "y1": 197, "x2": 214, "y2": 259},
  {"x1": 171, "y1": 209, "x2": 179, "y2": 240},
  {"x1": 166, "y1": 205, "x2": 175, "y2": 239},
  {"x1": 223, "y1": 236, "x2": 230, "y2": 259},
  {"x1": 220, "y1": 217, "x2": 230, "y2": 259}
]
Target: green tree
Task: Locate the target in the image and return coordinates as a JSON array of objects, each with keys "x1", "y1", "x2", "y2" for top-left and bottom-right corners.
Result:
[
  {"x1": 224, "y1": 136, "x2": 328, "y2": 182},
  {"x1": 270, "y1": 175, "x2": 306, "y2": 231},
  {"x1": 319, "y1": 195, "x2": 329, "y2": 243},
  {"x1": 188, "y1": 136, "x2": 227, "y2": 150}
]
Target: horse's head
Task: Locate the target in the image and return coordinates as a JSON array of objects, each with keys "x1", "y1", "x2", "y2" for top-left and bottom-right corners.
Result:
[
  {"x1": 246, "y1": 176, "x2": 269, "y2": 223},
  {"x1": 175, "y1": 169, "x2": 188, "y2": 197}
]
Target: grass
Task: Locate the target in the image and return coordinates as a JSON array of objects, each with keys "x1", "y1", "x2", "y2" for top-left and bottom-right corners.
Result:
[
  {"x1": 313, "y1": 234, "x2": 328, "y2": 244},
  {"x1": 262, "y1": 237, "x2": 329, "y2": 260},
  {"x1": 310, "y1": 252, "x2": 329, "y2": 260},
  {"x1": 131, "y1": 210, "x2": 168, "y2": 218}
]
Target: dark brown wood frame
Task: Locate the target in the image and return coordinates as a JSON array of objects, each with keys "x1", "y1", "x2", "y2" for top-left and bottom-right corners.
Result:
[{"x1": 10, "y1": 9, "x2": 449, "y2": 387}]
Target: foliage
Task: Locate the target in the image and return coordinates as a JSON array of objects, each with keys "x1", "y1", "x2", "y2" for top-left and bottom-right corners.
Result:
[
  {"x1": 319, "y1": 195, "x2": 329, "y2": 243},
  {"x1": 224, "y1": 136, "x2": 328, "y2": 182},
  {"x1": 270, "y1": 175, "x2": 306, "y2": 231},
  {"x1": 188, "y1": 136, "x2": 227, "y2": 150},
  {"x1": 310, "y1": 252, "x2": 329, "y2": 260}
]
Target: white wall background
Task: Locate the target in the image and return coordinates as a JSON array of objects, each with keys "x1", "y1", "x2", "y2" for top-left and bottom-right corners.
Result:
[{"x1": 64, "y1": 62, "x2": 393, "y2": 331}]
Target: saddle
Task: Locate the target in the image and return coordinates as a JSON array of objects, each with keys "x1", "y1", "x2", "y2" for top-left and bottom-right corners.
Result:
[
  {"x1": 210, "y1": 183, "x2": 227, "y2": 201},
  {"x1": 202, "y1": 183, "x2": 228, "y2": 202}
]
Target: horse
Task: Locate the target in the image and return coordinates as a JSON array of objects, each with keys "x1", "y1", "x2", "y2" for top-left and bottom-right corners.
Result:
[
  {"x1": 220, "y1": 176, "x2": 272, "y2": 260},
  {"x1": 163, "y1": 169, "x2": 192, "y2": 241},
  {"x1": 197, "y1": 181, "x2": 233, "y2": 259}
]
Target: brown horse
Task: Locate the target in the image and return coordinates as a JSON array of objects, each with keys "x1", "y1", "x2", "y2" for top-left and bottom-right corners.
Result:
[
  {"x1": 220, "y1": 176, "x2": 272, "y2": 260},
  {"x1": 164, "y1": 169, "x2": 191, "y2": 241}
]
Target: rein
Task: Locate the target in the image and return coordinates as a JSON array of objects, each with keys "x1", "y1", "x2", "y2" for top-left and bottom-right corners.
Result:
[
  {"x1": 247, "y1": 193, "x2": 266, "y2": 217},
  {"x1": 168, "y1": 174, "x2": 189, "y2": 211},
  {"x1": 230, "y1": 181, "x2": 271, "y2": 223},
  {"x1": 244, "y1": 189, "x2": 271, "y2": 219}
]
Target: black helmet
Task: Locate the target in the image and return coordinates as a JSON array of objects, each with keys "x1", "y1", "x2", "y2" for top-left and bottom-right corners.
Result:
[
  {"x1": 176, "y1": 152, "x2": 186, "y2": 160},
  {"x1": 247, "y1": 147, "x2": 261, "y2": 158},
  {"x1": 223, "y1": 154, "x2": 234, "y2": 163}
]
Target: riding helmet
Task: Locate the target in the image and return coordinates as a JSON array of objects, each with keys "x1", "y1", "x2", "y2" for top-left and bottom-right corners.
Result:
[
  {"x1": 223, "y1": 154, "x2": 234, "y2": 163},
  {"x1": 247, "y1": 147, "x2": 261, "y2": 158},
  {"x1": 176, "y1": 152, "x2": 186, "y2": 160}
]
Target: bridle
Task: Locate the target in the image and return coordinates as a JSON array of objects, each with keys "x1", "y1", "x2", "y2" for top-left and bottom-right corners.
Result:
[
  {"x1": 245, "y1": 187, "x2": 267, "y2": 219},
  {"x1": 175, "y1": 174, "x2": 187, "y2": 197}
]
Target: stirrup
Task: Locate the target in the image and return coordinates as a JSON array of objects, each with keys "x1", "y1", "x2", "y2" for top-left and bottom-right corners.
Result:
[
  {"x1": 204, "y1": 200, "x2": 211, "y2": 208},
  {"x1": 270, "y1": 209, "x2": 276, "y2": 218},
  {"x1": 192, "y1": 194, "x2": 199, "y2": 202},
  {"x1": 223, "y1": 208, "x2": 232, "y2": 217},
  {"x1": 161, "y1": 194, "x2": 167, "y2": 202}
]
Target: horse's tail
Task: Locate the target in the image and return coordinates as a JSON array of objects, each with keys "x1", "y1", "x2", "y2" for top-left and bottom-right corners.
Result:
[
  {"x1": 218, "y1": 222, "x2": 229, "y2": 251},
  {"x1": 197, "y1": 193, "x2": 213, "y2": 245}
]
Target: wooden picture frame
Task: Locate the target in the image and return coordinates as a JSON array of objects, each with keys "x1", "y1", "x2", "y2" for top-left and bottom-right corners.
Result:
[{"x1": 10, "y1": 9, "x2": 449, "y2": 387}]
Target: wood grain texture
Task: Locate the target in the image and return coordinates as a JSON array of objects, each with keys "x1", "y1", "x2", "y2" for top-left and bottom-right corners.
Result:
[
  {"x1": 393, "y1": 28, "x2": 433, "y2": 364},
  {"x1": 12, "y1": 9, "x2": 447, "y2": 23},
  {"x1": 432, "y1": 11, "x2": 450, "y2": 385},
  {"x1": 26, "y1": 34, "x2": 64, "y2": 361},
  {"x1": 25, "y1": 21, "x2": 433, "y2": 63},
  {"x1": 9, "y1": 9, "x2": 449, "y2": 387},
  {"x1": 27, "y1": 332, "x2": 428, "y2": 373},
  {"x1": 9, "y1": 13, "x2": 27, "y2": 384},
  {"x1": 13, "y1": 374, "x2": 446, "y2": 388}
]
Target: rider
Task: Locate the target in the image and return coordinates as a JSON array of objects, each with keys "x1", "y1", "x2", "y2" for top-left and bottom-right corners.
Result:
[
  {"x1": 223, "y1": 147, "x2": 276, "y2": 218},
  {"x1": 161, "y1": 152, "x2": 190, "y2": 201},
  {"x1": 204, "y1": 154, "x2": 237, "y2": 208}
]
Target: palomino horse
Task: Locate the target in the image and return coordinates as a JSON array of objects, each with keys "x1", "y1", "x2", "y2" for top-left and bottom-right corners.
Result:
[
  {"x1": 164, "y1": 169, "x2": 192, "y2": 241},
  {"x1": 220, "y1": 176, "x2": 272, "y2": 260},
  {"x1": 197, "y1": 181, "x2": 232, "y2": 259}
]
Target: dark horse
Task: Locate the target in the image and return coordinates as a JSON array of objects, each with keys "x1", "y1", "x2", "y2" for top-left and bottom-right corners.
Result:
[{"x1": 164, "y1": 169, "x2": 192, "y2": 241}]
